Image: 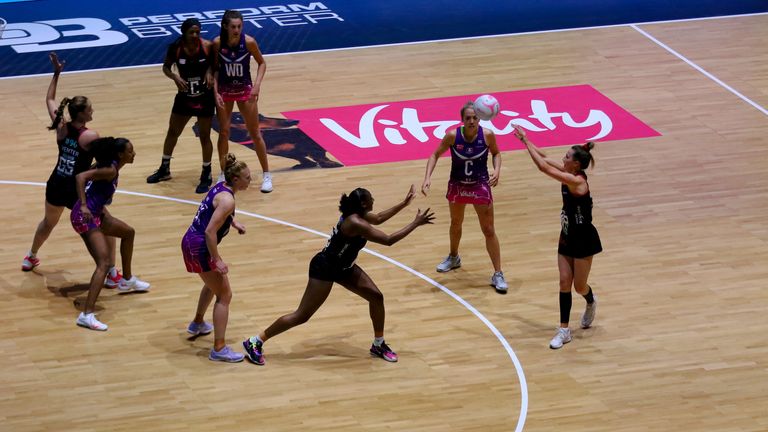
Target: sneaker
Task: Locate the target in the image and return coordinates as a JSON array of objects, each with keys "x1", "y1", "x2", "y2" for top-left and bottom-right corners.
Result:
[
  {"x1": 118, "y1": 276, "x2": 151, "y2": 293},
  {"x1": 549, "y1": 327, "x2": 572, "y2": 349},
  {"x1": 581, "y1": 295, "x2": 598, "y2": 329},
  {"x1": 21, "y1": 255, "x2": 40, "y2": 272},
  {"x1": 76, "y1": 312, "x2": 108, "y2": 331},
  {"x1": 491, "y1": 271, "x2": 508, "y2": 294},
  {"x1": 146, "y1": 166, "x2": 171, "y2": 183},
  {"x1": 208, "y1": 345, "x2": 245, "y2": 363},
  {"x1": 195, "y1": 169, "x2": 212, "y2": 194},
  {"x1": 217, "y1": 172, "x2": 225, "y2": 184},
  {"x1": 260, "y1": 172, "x2": 273, "y2": 193},
  {"x1": 242, "y1": 338, "x2": 265, "y2": 365},
  {"x1": 104, "y1": 269, "x2": 123, "y2": 288},
  {"x1": 436, "y1": 255, "x2": 461, "y2": 273},
  {"x1": 187, "y1": 321, "x2": 213, "y2": 336},
  {"x1": 370, "y1": 341, "x2": 398, "y2": 362}
]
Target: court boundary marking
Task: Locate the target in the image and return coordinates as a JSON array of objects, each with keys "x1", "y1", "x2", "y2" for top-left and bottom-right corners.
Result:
[{"x1": 0, "y1": 179, "x2": 529, "y2": 432}]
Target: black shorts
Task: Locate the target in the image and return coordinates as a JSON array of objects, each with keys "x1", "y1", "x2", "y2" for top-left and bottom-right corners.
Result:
[
  {"x1": 45, "y1": 177, "x2": 77, "y2": 209},
  {"x1": 308, "y1": 252, "x2": 357, "y2": 283},
  {"x1": 558, "y1": 225, "x2": 603, "y2": 259},
  {"x1": 171, "y1": 91, "x2": 215, "y2": 117}
]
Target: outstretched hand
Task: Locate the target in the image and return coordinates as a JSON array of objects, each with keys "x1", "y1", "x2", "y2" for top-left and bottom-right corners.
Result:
[
  {"x1": 512, "y1": 125, "x2": 526, "y2": 141},
  {"x1": 49, "y1": 52, "x2": 65, "y2": 74},
  {"x1": 414, "y1": 207, "x2": 435, "y2": 226},
  {"x1": 421, "y1": 179, "x2": 431, "y2": 196},
  {"x1": 403, "y1": 184, "x2": 416, "y2": 206}
]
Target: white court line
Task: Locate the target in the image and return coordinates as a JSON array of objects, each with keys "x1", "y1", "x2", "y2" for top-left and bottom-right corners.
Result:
[
  {"x1": 0, "y1": 180, "x2": 529, "y2": 432},
  {"x1": 631, "y1": 24, "x2": 768, "y2": 117},
  {"x1": 1, "y1": 11, "x2": 766, "y2": 81}
]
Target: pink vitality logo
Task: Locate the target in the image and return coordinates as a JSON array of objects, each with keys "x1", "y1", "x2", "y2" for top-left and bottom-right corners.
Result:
[{"x1": 282, "y1": 85, "x2": 660, "y2": 166}]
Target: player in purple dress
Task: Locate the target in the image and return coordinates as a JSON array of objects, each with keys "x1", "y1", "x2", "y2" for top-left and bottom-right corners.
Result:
[
  {"x1": 182, "y1": 153, "x2": 250, "y2": 362},
  {"x1": 421, "y1": 101, "x2": 508, "y2": 293},
  {"x1": 22, "y1": 52, "x2": 123, "y2": 288},
  {"x1": 71, "y1": 137, "x2": 150, "y2": 331},
  {"x1": 212, "y1": 10, "x2": 272, "y2": 193},
  {"x1": 513, "y1": 126, "x2": 601, "y2": 349}
]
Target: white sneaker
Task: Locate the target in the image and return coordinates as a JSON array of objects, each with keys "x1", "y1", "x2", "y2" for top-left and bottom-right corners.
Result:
[
  {"x1": 118, "y1": 276, "x2": 151, "y2": 293},
  {"x1": 491, "y1": 271, "x2": 508, "y2": 293},
  {"x1": 217, "y1": 172, "x2": 225, "y2": 184},
  {"x1": 436, "y1": 255, "x2": 461, "y2": 272},
  {"x1": 549, "y1": 327, "x2": 572, "y2": 349},
  {"x1": 581, "y1": 295, "x2": 597, "y2": 329},
  {"x1": 260, "y1": 172, "x2": 273, "y2": 193},
  {"x1": 76, "y1": 312, "x2": 108, "y2": 331}
]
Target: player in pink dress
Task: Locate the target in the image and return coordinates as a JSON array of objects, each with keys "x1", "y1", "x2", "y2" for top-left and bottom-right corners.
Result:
[
  {"x1": 421, "y1": 101, "x2": 508, "y2": 293},
  {"x1": 181, "y1": 153, "x2": 250, "y2": 362},
  {"x1": 212, "y1": 10, "x2": 272, "y2": 193},
  {"x1": 71, "y1": 137, "x2": 150, "y2": 331}
]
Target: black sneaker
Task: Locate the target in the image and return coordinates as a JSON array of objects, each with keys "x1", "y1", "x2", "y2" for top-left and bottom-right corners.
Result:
[
  {"x1": 195, "y1": 169, "x2": 212, "y2": 194},
  {"x1": 369, "y1": 341, "x2": 398, "y2": 362},
  {"x1": 242, "y1": 338, "x2": 265, "y2": 365},
  {"x1": 146, "y1": 166, "x2": 171, "y2": 183}
]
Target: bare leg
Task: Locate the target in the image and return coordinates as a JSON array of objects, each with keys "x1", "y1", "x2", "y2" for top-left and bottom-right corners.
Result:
[
  {"x1": 338, "y1": 266, "x2": 385, "y2": 337},
  {"x1": 196, "y1": 116, "x2": 214, "y2": 164},
  {"x1": 193, "y1": 285, "x2": 215, "y2": 323},
  {"x1": 199, "y1": 271, "x2": 232, "y2": 351},
  {"x1": 81, "y1": 229, "x2": 111, "y2": 314},
  {"x1": 216, "y1": 102, "x2": 235, "y2": 172},
  {"x1": 238, "y1": 99, "x2": 269, "y2": 172},
  {"x1": 474, "y1": 203, "x2": 502, "y2": 272},
  {"x1": 29, "y1": 202, "x2": 65, "y2": 255},
  {"x1": 163, "y1": 113, "x2": 193, "y2": 157},
  {"x1": 260, "y1": 278, "x2": 334, "y2": 342},
  {"x1": 100, "y1": 212, "x2": 135, "y2": 279},
  {"x1": 447, "y1": 202, "x2": 466, "y2": 256}
]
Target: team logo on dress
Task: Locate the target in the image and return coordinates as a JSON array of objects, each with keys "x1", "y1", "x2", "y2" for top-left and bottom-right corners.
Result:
[
  {"x1": 467, "y1": 147, "x2": 474, "y2": 154},
  {"x1": 455, "y1": 144, "x2": 464, "y2": 151}
]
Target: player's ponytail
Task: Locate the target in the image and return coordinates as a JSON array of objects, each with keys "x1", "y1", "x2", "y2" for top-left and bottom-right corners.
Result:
[
  {"x1": 571, "y1": 141, "x2": 596, "y2": 170},
  {"x1": 339, "y1": 187, "x2": 370, "y2": 217},
  {"x1": 48, "y1": 97, "x2": 71, "y2": 130},
  {"x1": 224, "y1": 153, "x2": 248, "y2": 185}
]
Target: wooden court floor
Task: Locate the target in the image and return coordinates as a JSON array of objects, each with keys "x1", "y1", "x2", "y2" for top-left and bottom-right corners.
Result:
[{"x1": 1, "y1": 14, "x2": 767, "y2": 432}]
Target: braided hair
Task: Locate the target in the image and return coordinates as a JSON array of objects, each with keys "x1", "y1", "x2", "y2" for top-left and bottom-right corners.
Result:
[{"x1": 48, "y1": 96, "x2": 89, "y2": 130}]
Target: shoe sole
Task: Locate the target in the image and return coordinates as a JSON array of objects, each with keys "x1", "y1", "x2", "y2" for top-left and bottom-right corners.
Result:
[
  {"x1": 117, "y1": 287, "x2": 150, "y2": 295},
  {"x1": 549, "y1": 339, "x2": 571, "y2": 349},
  {"x1": 208, "y1": 355, "x2": 245, "y2": 363},
  {"x1": 370, "y1": 352, "x2": 398, "y2": 362},
  {"x1": 21, "y1": 266, "x2": 37, "y2": 272},
  {"x1": 76, "y1": 322, "x2": 108, "y2": 331},
  {"x1": 436, "y1": 264, "x2": 460, "y2": 273},
  {"x1": 147, "y1": 176, "x2": 172, "y2": 184},
  {"x1": 260, "y1": 188, "x2": 273, "y2": 194},
  {"x1": 494, "y1": 287, "x2": 508, "y2": 294},
  {"x1": 187, "y1": 329, "x2": 213, "y2": 336}
]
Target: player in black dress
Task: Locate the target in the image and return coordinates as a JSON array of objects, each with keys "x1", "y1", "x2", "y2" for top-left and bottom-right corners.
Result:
[
  {"x1": 22, "y1": 53, "x2": 122, "y2": 287},
  {"x1": 513, "y1": 126, "x2": 602, "y2": 349},
  {"x1": 243, "y1": 185, "x2": 434, "y2": 365},
  {"x1": 147, "y1": 18, "x2": 216, "y2": 194}
]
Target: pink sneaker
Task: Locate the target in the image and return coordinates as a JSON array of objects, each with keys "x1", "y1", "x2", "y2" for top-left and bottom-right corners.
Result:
[
  {"x1": 22, "y1": 255, "x2": 40, "y2": 272},
  {"x1": 370, "y1": 341, "x2": 398, "y2": 362}
]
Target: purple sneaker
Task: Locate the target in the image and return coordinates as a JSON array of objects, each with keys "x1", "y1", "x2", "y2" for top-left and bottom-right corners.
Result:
[
  {"x1": 242, "y1": 338, "x2": 265, "y2": 365},
  {"x1": 187, "y1": 321, "x2": 213, "y2": 336},
  {"x1": 370, "y1": 341, "x2": 398, "y2": 362},
  {"x1": 208, "y1": 346, "x2": 244, "y2": 363}
]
